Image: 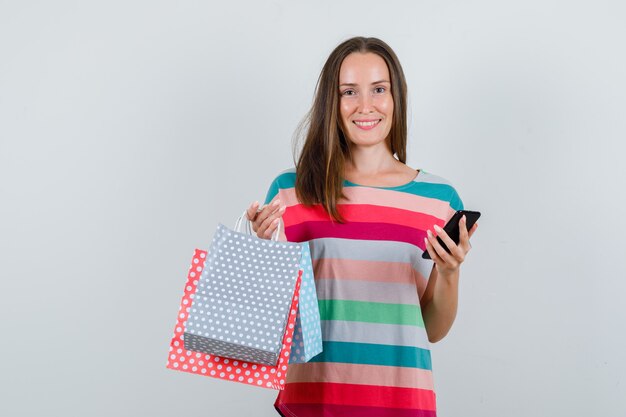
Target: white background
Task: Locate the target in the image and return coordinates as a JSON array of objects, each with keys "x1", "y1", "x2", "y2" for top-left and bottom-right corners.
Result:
[{"x1": 1, "y1": 1, "x2": 625, "y2": 416}]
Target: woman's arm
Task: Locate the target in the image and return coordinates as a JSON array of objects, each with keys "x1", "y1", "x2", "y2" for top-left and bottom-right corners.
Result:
[
  {"x1": 421, "y1": 266, "x2": 460, "y2": 343},
  {"x1": 420, "y1": 215, "x2": 478, "y2": 343}
]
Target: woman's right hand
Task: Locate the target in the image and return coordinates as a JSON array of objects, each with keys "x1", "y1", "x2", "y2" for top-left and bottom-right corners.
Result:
[{"x1": 246, "y1": 199, "x2": 286, "y2": 240}]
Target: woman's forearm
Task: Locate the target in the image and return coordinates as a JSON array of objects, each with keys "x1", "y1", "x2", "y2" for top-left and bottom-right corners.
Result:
[{"x1": 421, "y1": 269, "x2": 460, "y2": 343}]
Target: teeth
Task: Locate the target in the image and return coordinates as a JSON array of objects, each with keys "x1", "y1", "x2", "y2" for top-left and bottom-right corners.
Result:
[{"x1": 354, "y1": 120, "x2": 380, "y2": 127}]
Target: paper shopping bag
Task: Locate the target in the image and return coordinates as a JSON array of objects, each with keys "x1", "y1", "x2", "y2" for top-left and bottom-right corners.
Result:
[
  {"x1": 288, "y1": 241, "x2": 322, "y2": 364},
  {"x1": 182, "y1": 217, "x2": 304, "y2": 366},
  {"x1": 166, "y1": 248, "x2": 301, "y2": 390}
]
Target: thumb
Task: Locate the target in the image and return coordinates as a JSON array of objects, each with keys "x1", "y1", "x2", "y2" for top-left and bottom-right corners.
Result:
[{"x1": 246, "y1": 201, "x2": 260, "y2": 220}]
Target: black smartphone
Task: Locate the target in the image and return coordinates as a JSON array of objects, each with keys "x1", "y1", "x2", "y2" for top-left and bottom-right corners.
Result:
[{"x1": 422, "y1": 210, "x2": 481, "y2": 259}]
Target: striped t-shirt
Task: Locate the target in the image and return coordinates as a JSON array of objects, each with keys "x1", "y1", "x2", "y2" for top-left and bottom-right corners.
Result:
[{"x1": 264, "y1": 167, "x2": 464, "y2": 417}]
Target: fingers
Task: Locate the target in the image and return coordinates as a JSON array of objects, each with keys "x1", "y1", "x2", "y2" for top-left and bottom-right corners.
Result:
[
  {"x1": 253, "y1": 199, "x2": 278, "y2": 227},
  {"x1": 427, "y1": 228, "x2": 457, "y2": 265},
  {"x1": 254, "y1": 199, "x2": 286, "y2": 239},
  {"x1": 458, "y1": 215, "x2": 472, "y2": 253},
  {"x1": 262, "y1": 217, "x2": 281, "y2": 239},
  {"x1": 424, "y1": 234, "x2": 444, "y2": 264},
  {"x1": 426, "y1": 215, "x2": 474, "y2": 270},
  {"x1": 433, "y1": 224, "x2": 460, "y2": 259},
  {"x1": 265, "y1": 206, "x2": 286, "y2": 238},
  {"x1": 246, "y1": 201, "x2": 260, "y2": 222}
]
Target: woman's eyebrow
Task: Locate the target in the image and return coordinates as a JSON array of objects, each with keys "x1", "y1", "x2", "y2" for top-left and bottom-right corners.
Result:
[{"x1": 339, "y1": 80, "x2": 391, "y2": 87}]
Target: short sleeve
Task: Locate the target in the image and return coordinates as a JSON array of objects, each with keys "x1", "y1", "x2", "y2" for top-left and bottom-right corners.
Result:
[
  {"x1": 428, "y1": 182, "x2": 465, "y2": 228},
  {"x1": 262, "y1": 168, "x2": 296, "y2": 206},
  {"x1": 414, "y1": 177, "x2": 466, "y2": 298},
  {"x1": 263, "y1": 177, "x2": 280, "y2": 206},
  {"x1": 445, "y1": 186, "x2": 465, "y2": 221}
]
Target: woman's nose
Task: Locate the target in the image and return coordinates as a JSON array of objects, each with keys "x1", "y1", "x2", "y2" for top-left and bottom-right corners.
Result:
[{"x1": 357, "y1": 93, "x2": 374, "y2": 113}]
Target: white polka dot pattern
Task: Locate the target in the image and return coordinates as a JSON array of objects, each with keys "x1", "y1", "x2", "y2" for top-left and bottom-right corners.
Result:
[
  {"x1": 289, "y1": 241, "x2": 323, "y2": 363},
  {"x1": 184, "y1": 223, "x2": 302, "y2": 365},
  {"x1": 166, "y1": 249, "x2": 301, "y2": 390}
]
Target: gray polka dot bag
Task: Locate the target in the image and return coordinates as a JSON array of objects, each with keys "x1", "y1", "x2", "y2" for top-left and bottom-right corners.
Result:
[
  {"x1": 166, "y1": 248, "x2": 299, "y2": 388},
  {"x1": 183, "y1": 210, "x2": 319, "y2": 366}
]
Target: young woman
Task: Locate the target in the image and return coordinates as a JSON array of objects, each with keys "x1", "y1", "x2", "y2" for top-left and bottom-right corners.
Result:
[{"x1": 246, "y1": 36, "x2": 478, "y2": 417}]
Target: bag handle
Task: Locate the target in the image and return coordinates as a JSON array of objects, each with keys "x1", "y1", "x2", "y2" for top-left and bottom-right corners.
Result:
[{"x1": 234, "y1": 208, "x2": 282, "y2": 241}]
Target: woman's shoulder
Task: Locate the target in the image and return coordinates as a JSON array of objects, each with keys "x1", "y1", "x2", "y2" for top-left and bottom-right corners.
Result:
[
  {"x1": 263, "y1": 167, "x2": 297, "y2": 205},
  {"x1": 416, "y1": 169, "x2": 456, "y2": 186},
  {"x1": 268, "y1": 167, "x2": 297, "y2": 188},
  {"x1": 415, "y1": 169, "x2": 464, "y2": 211}
]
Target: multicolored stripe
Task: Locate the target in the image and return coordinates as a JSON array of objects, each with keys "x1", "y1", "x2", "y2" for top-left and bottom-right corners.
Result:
[{"x1": 264, "y1": 168, "x2": 463, "y2": 417}]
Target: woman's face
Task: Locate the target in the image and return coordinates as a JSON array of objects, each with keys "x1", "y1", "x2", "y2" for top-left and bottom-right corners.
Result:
[{"x1": 338, "y1": 52, "x2": 394, "y2": 148}]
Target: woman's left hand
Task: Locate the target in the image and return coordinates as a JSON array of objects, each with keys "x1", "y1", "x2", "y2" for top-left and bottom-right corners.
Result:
[{"x1": 424, "y1": 215, "x2": 478, "y2": 276}]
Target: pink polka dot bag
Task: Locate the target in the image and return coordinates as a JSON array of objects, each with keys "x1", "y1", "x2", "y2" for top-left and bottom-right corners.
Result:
[{"x1": 166, "y1": 249, "x2": 301, "y2": 389}]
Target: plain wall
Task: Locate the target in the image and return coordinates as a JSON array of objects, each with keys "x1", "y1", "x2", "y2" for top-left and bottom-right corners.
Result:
[{"x1": 1, "y1": 1, "x2": 625, "y2": 416}]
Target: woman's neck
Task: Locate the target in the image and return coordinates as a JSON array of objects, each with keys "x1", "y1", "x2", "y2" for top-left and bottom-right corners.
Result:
[{"x1": 345, "y1": 142, "x2": 399, "y2": 176}]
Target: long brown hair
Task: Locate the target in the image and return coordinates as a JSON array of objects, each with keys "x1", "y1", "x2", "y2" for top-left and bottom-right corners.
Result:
[{"x1": 293, "y1": 36, "x2": 409, "y2": 223}]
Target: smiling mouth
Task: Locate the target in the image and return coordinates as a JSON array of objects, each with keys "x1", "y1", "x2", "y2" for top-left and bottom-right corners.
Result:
[{"x1": 353, "y1": 119, "x2": 381, "y2": 130}]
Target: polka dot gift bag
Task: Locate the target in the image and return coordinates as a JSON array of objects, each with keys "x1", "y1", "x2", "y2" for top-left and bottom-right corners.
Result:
[
  {"x1": 167, "y1": 248, "x2": 301, "y2": 389},
  {"x1": 288, "y1": 241, "x2": 323, "y2": 364},
  {"x1": 166, "y1": 211, "x2": 316, "y2": 389}
]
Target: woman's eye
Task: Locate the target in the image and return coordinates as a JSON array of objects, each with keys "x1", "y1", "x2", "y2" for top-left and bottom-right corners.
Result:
[
  {"x1": 374, "y1": 86, "x2": 386, "y2": 94},
  {"x1": 341, "y1": 89, "x2": 356, "y2": 96}
]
